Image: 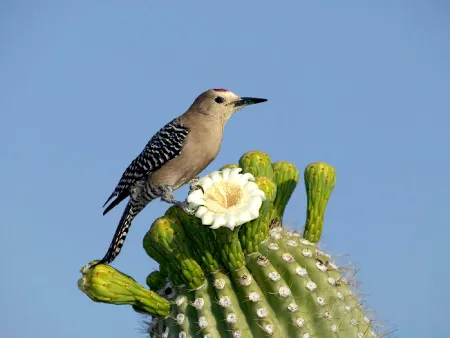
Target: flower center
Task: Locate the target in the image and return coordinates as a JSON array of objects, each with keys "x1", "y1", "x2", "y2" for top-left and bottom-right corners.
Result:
[{"x1": 205, "y1": 182, "x2": 243, "y2": 214}]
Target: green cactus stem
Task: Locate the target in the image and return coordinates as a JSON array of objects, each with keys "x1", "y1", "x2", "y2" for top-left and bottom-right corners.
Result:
[
  {"x1": 239, "y1": 150, "x2": 274, "y2": 179},
  {"x1": 303, "y1": 162, "x2": 336, "y2": 243},
  {"x1": 239, "y1": 176, "x2": 277, "y2": 254},
  {"x1": 270, "y1": 161, "x2": 299, "y2": 227},
  {"x1": 143, "y1": 216, "x2": 205, "y2": 289},
  {"x1": 79, "y1": 150, "x2": 381, "y2": 338},
  {"x1": 146, "y1": 270, "x2": 167, "y2": 291},
  {"x1": 78, "y1": 262, "x2": 170, "y2": 317}
]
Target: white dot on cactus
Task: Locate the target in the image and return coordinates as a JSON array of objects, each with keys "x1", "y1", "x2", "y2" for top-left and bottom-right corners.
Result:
[
  {"x1": 292, "y1": 232, "x2": 300, "y2": 237},
  {"x1": 316, "y1": 260, "x2": 328, "y2": 272},
  {"x1": 175, "y1": 295, "x2": 186, "y2": 306},
  {"x1": 279, "y1": 286, "x2": 291, "y2": 297},
  {"x1": 324, "y1": 311, "x2": 332, "y2": 320},
  {"x1": 256, "y1": 255, "x2": 269, "y2": 267},
  {"x1": 187, "y1": 168, "x2": 267, "y2": 230},
  {"x1": 176, "y1": 314, "x2": 185, "y2": 325},
  {"x1": 256, "y1": 308, "x2": 268, "y2": 318},
  {"x1": 327, "y1": 277, "x2": 336, "y2": 286},
  {"x1": 271, "y1": 226, "x2": 282, "y2": 234},
  {"x1": 348, "y1": 290, "x2": 354, "y2": 296},
  {"x1": 350, "y1": 319, "x2": 358, "y2": 327},
  {"x1": 269, "y1": 230, "x2": 282, "y2": 240},
  {"x1": 268, "y1": 271, "x2": 281, "y2": 281},
  {"x1": 233, "y1": 330, "x2": 242, "y2": 338},
  {"x1": 299, "y1": 238, "x2": 314, "y2": 246},
  {"x1": 286, "y1": 240, "x2": 298, "y2": 247},
  {"x1": 287, "y1": 303, "x2": 298, "y2": 312},
  {"x1": 219, "y1": 296, "x2": 231, "y2": 308},
  {"x1": 344, "y1": 305, "x2": 351, "y2": 312},
  {"x1": 316, "y1": 297, "x2": 325, "y2": 306},
  {"x1": 193, "y1": 298, "x2": 204, "y2": 310},
  {"x1": 306, "y1": 281, "x2": 317, "y2": 291},
  {"x1": 226, "y1": 313, "x2": 237, "y2": 324},
  {"x1": 268, "y1": 243, "x2": 279, "y2": 250},
  {"x1": 282, "y1": 253, "x2": 294, "y2": 263},
  {"x1": 285, "y1": 231, "x2": 293, "y2": 237},
  {"x1": 248, "y1": 292, "x2": 260, "y2": 302},
  {"x1": 302, "y1": 333, "x2": 310, "y2": 338},
  {"x1": 198, "y1": 316, "x2": 208, "y2": 329},
  {"x1": 302, "y1": 248, "x2": 313, "y2": 257},
  {"x1": 358, "y1": 333, "x2": 364, "y2": 338},
  {"x1": 296, "y1": 318, "x2": 305, "y2": 328},
  {"x1": 316, "y1": 249, "x2": 331, "y2": 258},
  {"x1": 239, "y1": 273, "x2": 252, "y2": 286},
  {"x1": 364, "y1": 316, "x2": 371, "y2": 324},
  {"x1": 336, "y1": 292, "x2": 344, "y2": 300},
  {"x1": 213, "y1": 278, "x2": 225, "y2": 290},
  {"x1": 264, "y1": 324, "x2": 274, "y2": 335},
  {"x1": 204, "y1": 335, "x2": 212, "y2": 338},
  {"x1": 232, "y1": 330, "x2": 242, "y2": 338},
  {"x1": 162, "y1": 327, "x2": 169, "y2": 338},
  {"x1": 371, "y1": 330, "x2": 378, "y2": 337},
  {"x1": 179, "y1": 331, "x2": 187, "y2": 338},
  {"x1": 295, "y1": 267, "x2": 308, "y2": 277},
  {"x1": 329, "y1": 262, "x2": 338, "y2": 270},
  {"x1": 331, "y1": 324, "x2": 338, "y2": 333}
]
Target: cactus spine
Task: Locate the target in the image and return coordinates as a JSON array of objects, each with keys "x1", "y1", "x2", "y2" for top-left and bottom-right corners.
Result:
[{"x1": 78, "y1": 150, "x2": 380, "y2": 338}]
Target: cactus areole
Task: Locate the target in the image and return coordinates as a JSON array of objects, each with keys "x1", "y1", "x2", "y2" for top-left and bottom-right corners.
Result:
[{"x1": 79, "y1": 150, "x2": 381, "y2": 338}]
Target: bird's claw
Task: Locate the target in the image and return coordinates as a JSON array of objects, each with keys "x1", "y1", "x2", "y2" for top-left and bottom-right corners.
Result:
[
  {"x1": 174, "y1": 201, "x2": 197, "y2": 216},
  {"x1": 188, "y1": 177, "x2": 204, "y2": 194}
]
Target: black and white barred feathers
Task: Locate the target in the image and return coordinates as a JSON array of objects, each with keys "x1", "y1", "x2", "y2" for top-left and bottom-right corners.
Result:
[{"x1": 102, "y1": 118, "x2": 190, "y2": 214}]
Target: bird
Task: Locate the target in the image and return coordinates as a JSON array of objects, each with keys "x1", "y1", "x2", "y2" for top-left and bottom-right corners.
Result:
[{"x1": 92, "y1": 88, "x2": 267, "y2": 267}]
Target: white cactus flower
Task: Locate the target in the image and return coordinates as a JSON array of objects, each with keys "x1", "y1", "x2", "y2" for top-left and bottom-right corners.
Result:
[{"x1": 186, "y1": 168, "x2": 266, "y2": 230}]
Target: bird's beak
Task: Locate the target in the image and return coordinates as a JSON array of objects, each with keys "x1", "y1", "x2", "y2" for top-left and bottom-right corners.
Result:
[{"x1": 232, "y1": 97, "x2": 267, "y2": 108}]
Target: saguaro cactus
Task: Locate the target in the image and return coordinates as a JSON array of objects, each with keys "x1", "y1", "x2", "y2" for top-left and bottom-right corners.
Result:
[{"x1": 79, "y1": 150, "x2": 380, "y2": 338}]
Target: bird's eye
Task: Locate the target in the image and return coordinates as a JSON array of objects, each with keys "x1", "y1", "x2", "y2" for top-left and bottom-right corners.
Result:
[{"x1": 215, "y1": 96, "x2": 225, "y2": 104}]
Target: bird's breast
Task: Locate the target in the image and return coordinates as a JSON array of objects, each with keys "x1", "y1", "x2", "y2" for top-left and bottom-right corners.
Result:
[{"x1": 149, "y1": 126, "x2": 223, "y2": 188}]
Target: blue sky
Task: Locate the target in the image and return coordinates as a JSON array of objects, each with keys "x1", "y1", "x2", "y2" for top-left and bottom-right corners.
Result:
[{"x1": 1, "y1": 1, "x2": 449, "y2": 337}]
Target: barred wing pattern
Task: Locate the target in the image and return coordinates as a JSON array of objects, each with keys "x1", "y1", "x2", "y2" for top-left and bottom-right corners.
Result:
[{"x1": 103, "y1": 118, "x2": 190, "y2": 212}]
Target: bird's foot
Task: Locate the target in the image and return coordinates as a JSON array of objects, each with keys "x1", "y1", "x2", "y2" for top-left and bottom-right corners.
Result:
[
  {"x1": 174, "y1": 200, "x2": 197, "y2": 216},
  {"x1": 188, "y1": 177, "x2": 204, "y2": 194},
  {"x1": 159, "y1": 185, "x2": 197, "y2": 215}
]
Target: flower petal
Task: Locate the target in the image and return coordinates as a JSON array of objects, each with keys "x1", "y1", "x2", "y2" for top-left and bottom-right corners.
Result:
[
  {"x1": 239, "y1": 173, "x2": 255, "y2": 185},
  {"x1": 195, "y1": 206, "x2": 209, "y2": 218},
  {"x1": 229, "y1": 168, "x2": 243, "y2": 180},
  {"x1": 209, "y1": 171, "x2": 223, "y2": 182},
  {"x1": 221, "y1": 168, "x2": 231, "y2": 181},
  {"x1": 210, "y1": 215, "x2": 227, "y2": 229},
  {"x1": 201, "y1": 211, "x2": 215, "y2": 225},
  {"x1": 198, "y1": 176, "x2": 213, "y2": 191},
  {"x1": 187, "y1": 189, "x2": 206, "y2": 206},
  {"x1": 236, "y1": 210, "x2": 253, "y2": 225}
]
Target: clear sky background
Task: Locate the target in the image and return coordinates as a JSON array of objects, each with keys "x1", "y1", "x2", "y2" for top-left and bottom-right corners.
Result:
[{"x1": 1, "y1": 1, "x2": 449, "y2": 337}]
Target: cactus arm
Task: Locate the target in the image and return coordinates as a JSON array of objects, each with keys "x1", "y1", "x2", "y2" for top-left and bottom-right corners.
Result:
[
  {"x1": 78, "y1": 263, "x2": 171, "y2": 317},
  {"x1": 239, "y1": 151, "x2": 274, "y2": 179},
  {"x1": 270, "y1": 161, "x2": 299, "y2": 226},
  {"x1": 239, "y1": 176, "x2": 277, "y2": 255},
  {"x1": 303, "y1": 162, "x2": 336, "y2": 243},
  {"x1": 143, "y1": 216, "x2": 205, "y2": 289}
]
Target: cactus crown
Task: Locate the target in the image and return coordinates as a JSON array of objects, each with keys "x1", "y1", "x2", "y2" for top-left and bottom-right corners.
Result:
[{"x1": 79, "y1": 150, "x2": 384, "y2": 338}]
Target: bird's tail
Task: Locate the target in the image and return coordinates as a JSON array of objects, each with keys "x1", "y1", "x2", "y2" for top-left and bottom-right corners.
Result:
[{"x1": 91, "y1": 201, "x2": 144, "y2": 268}]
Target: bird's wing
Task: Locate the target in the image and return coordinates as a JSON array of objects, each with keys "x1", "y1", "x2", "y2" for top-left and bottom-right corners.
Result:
[{"x1": 102, "y1": 118, "x2": 190, "y2": 214}]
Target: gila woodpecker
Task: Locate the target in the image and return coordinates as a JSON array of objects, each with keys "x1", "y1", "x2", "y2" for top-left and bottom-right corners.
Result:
[{"x1": 93, "y1": 89, "x2": 267, "y2": 267}]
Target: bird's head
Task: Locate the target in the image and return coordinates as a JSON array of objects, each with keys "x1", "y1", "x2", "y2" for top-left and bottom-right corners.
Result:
[{"x1": 189, "y1": 89, "x2": 267, "y2": 121}]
